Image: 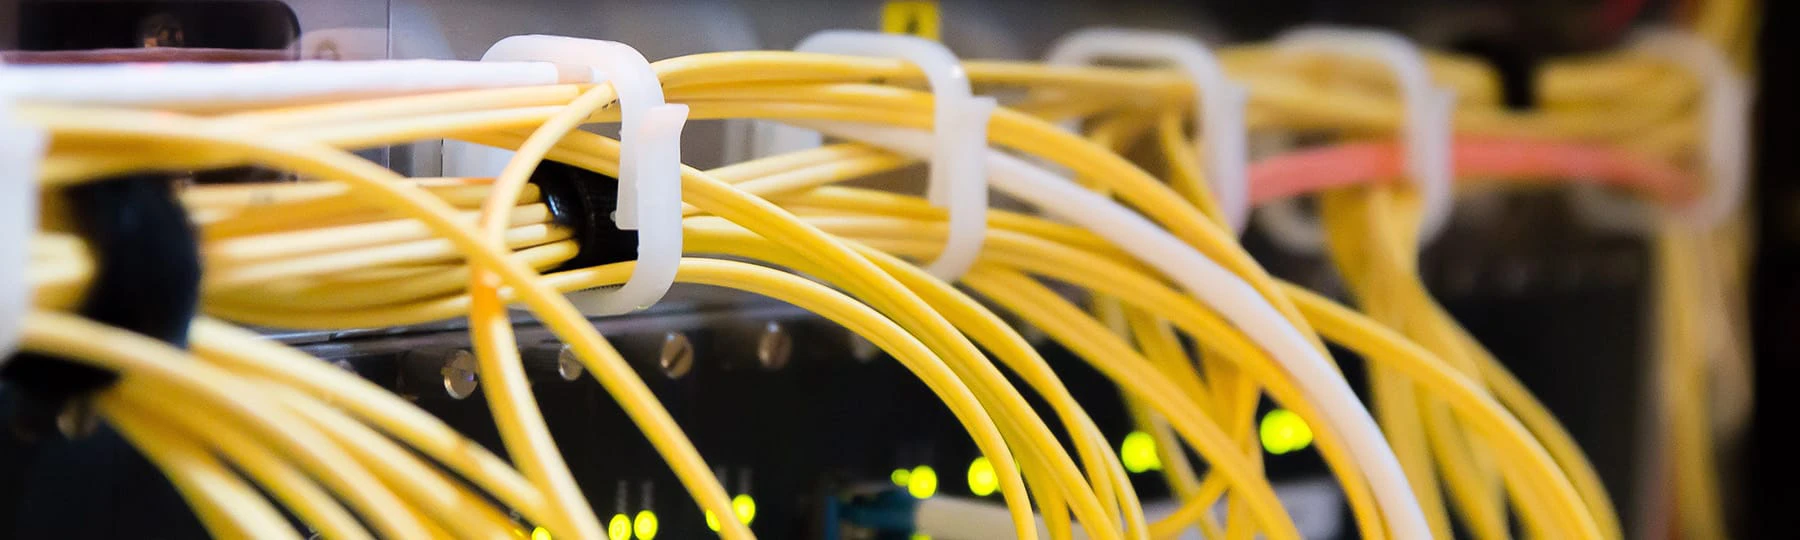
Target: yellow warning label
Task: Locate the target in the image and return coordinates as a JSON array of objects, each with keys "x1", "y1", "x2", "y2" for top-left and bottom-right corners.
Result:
[{"x1": 881, "y1": 1, "x2": 941, "y2": 41}]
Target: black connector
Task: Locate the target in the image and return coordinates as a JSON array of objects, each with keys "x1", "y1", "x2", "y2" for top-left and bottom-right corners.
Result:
[
  {"x1": 2, "y1": 174, "x2": 201, "y2": 438},
  {"x1": 528, "y1": 160, "x2": 641, "y2": 272}
]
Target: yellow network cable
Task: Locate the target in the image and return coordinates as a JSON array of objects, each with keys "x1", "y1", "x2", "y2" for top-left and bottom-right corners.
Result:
[
  {"x1": 182, "y1": 162, "x2": 1620, "y2": 540},
  {"x1": 112, "y1": 388, "x2": 375, "y2": 540},
  {"x1": 99, "y1": 398, "x2": 304, "y2": 540},
  {"x1": 225, "y1": 82, "x2": 1353, "y2": 532},
  {"x1": 20, "y1": 311, "x2": 431, "y2": 538},
  {"x1": 190, "y1": 319, "x2": 562, "y2": 532},
  {"x1": 14, "y1": 8, "x2": 1752, "y2": 537},
  {"x1": 1654, "y1": 223, "x2": 1729, "y2": 540},
  {"x1": 28, "y1": 108, "x2": 721, "y2": 539},
  {"x1": 214, "y1": 82, "x2": 1137, "y2": 536},
  {"x1": 183, "y1": 178, "x2": 1620, "y2": 540},
  {"x1": 246, "y1": 126, "x2": 1504, "y2": 536},
  {"x1": 1319, "y1": 186, "x2": 1545, "y2": 539},
  {"x1": 29, "y1": 108, "x2": 1113, "y2": 539},
  {"x1": 465, "y1": 82, "x2": 624, "y2": 540},
  {"x1": 787, "y1": 213, "x2": 1596, "y2": 537}
]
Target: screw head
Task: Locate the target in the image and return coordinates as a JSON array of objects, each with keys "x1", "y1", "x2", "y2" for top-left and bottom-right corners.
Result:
[
  {"x1": 849, "y1": 334, "x2": 880, "y2": 363},
  {"x1": 555, "y1": 345, "x2": 585, "y2": 381},
  {"x1": 56, "y1": 398, "x2": 100, "y2": 439},
  {"x1": 440, "y1": 350, "x2": 479, "y2": 399},
  {"x1": 658, "y1": 332, "x2": 694, "y2": 379},
  {"x1": 755, "y1": 321, "x2": 791, "y2": 371}
]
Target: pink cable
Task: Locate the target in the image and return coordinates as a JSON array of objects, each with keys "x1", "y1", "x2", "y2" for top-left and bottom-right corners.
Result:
[{"x1": 1249, "y1": 137, "x2": 1698, "y2": 207}]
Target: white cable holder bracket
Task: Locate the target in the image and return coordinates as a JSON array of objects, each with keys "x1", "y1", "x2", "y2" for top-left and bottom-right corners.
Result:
[
  {"x1": 1262, "y1": 27, "x2": 1457, "y2": 253},
  {"x1": 1633, "y1": 28, "x2": 1751, "y2": 229},
  {"x1": 1045, "y1": 28, "x2": 1252, "y2": 234},
  {"x1": 768, "y1": 30, "x2": 996, "y2": 281},
  {"x1": 480, "y1": 35, "x2": 689, "y2": 316},
  {"x1": 1, "y1": 61, "x2": 48, "y2": 361}
]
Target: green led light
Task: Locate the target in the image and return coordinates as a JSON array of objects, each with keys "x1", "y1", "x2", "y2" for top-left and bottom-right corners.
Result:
[
  {"x1": 891, "y1": 468, "x2": 911, "y2": 486},
  {"x1": 1120, "y1": 431, "x2": 1162, "y2": 473},
  {"x1": 732, "y1": 494, "x2": 757, "y2": 526},
  {"x1": 1260, "y1": 408, "x2": 1314, "y2": 455},
  {"x1": 966, "y1": 456, "x2": 998, "y2": 496},
  {"x1": 907, "y1": 465, "x2": 938, "y2": 499},
  {"x1": 633, "y1": 510, "x2": 659, "y2": 540},
  {"x1": 705, "y1": 510, "x2": 721, "y2": 532},
  {"x1": 607, "y1": 514, "x2": 631, "y2": 540},
  {"x1": 531, "y1": 526, "x2": 552, "y2": 540},
  {"x1": 911, "y1": 534, "x2": 932, "y2": 540}
]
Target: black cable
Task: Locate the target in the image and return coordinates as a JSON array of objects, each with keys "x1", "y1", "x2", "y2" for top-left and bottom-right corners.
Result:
[
  {"x1": 1, "y1": 173, "x2": 201, "y2": 438},
  {"x1": 528, "y1": 160, "x2": 640, "y2": 273}
]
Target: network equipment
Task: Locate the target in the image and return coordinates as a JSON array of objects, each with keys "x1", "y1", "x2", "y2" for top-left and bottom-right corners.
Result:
[{"x1": 0, "y1": 1, "x2": 1765, "y2": 538}]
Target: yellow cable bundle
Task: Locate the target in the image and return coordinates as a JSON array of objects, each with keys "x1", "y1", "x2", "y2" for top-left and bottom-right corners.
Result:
[{"x1": 10, "y1": 5, "x2": 1755, "y2": 537}]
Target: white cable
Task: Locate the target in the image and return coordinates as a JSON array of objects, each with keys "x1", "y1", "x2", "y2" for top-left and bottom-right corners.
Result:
[
  {"x1": 1045, "y1": 28, "x2": 1252, "y2": 234},
  {"x1": 478, "y1": 35, "x2": 690, "y2": 316},
  {"x1": 799, "y1": 119, "x2": 1431, "y2": 539},
  {"x1": 1263, "y1": 27, "x2": 1458, "y2": 253},
  {"x1": 1, "y1": 60, "x2": 47, "y2": 362},
  {"x1": 1632, "y1": 28, "x2": 1752, "y2": 229},
  {"x1": 767, "y1": 30, "x2": 998, "y2": 281},
  {"x1": 0, "y1": 60, "x2": 566, "y2": 110}
]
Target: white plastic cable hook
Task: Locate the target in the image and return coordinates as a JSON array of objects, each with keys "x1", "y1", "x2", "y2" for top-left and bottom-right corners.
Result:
[
  {"x1": 1260, "y1": 27, "x2": 1457, "y2": 253},
  {"x1": 766, "y1": 30, "x2": 997, "y2": 281},
  {"x1": 480, "y1": 35, "x2": 690, "y2": 315},
  {"x1": 1633, "y1": 28, "x2": 1751, "y2": 229},
  {"x1": 1, "y1": 61, "x2": 48, "y2": 361},
  {"x1": 1044, "y1": 28, "x2": 1252, "y2": 234}
]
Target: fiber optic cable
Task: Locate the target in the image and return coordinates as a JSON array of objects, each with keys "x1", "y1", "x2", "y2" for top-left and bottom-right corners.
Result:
[{"x1": 8, "y1": 20, "x2": 1750, "y2": 538}]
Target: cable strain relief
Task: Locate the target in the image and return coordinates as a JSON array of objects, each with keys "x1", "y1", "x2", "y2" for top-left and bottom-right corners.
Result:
[
  {"x1": 530, "y1": 160, "x2": 640, "y2": 273},
  {"x1": 1, "y1": 173, "x2": 200, "y2": 439}
]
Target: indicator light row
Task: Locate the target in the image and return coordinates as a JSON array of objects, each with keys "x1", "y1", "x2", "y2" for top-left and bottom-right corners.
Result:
[{"x1": 889, "y1": 409, "x2": 1313, "y2": 500}]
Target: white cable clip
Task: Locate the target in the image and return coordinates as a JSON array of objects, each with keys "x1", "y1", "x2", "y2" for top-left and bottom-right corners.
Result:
[
  {"x1": 768, "y1": 30, "x2": 997, "y2": 281},
  {"x1": 481, "y1": 35, "x2": 689, "y2": 315},
  {"x1": 1, "y1": 61, "x2": 48, "y2": 360},
  {"x1": 1261, "y1": 27, "x2": 1457, "y2": 253},
  {"x1": 1045, "y1": 28, "x2": 1252, "y2": 234},
  {"x1": 1633, "y1": 28, "x2": 1751, "y2": 228}
]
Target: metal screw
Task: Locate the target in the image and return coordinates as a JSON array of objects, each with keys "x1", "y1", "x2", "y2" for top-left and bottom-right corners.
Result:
[
  {"x1": 554, "y1": 345, "x2": 585, "y2": 381},
  {"x1": 56, "y1": 399, "x2": 100, "y2": 439},
  {"x1": 755, "y1": 321, "x2": 791, "y2": 371},
  {"x1": 658, "y1": 332, "x2": 694, "y2": 379},
  {"x1": 849, "y1": 333, "x2": 880, "y2": 363},
  {"x1": 440, "y1": 350, "x2": 479, "y2": 399}
]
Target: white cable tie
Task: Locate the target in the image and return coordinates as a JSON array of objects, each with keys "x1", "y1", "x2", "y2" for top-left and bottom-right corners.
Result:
[
  {"x1": 1046, "y1": 28, "x2": 1252, "y2": 234},
  {"x1": 1268, "y1": 27, "x2": 1457, "y2": 252},
  {"x1": 481, "y1": 35, "x2": 689, "y2": 315},
  {"x1": 0, "y1": 60, "x2": 565, "y2": 110},
  {"x1": 768, "y1": 30, "x2": 996, "y2": 281},
  {"x1": 1, "y1": 60, "x2": 48, "y2": 361},
  {"x1": 1633, "y1": 28, "x2": 1752, "y2": 228}
]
